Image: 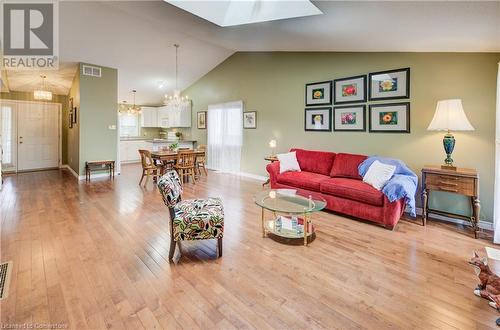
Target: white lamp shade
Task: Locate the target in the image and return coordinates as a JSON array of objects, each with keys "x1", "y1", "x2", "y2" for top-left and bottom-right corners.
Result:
[{"x1": 427, "y1": 99, "x2": 474, "y2": 131}]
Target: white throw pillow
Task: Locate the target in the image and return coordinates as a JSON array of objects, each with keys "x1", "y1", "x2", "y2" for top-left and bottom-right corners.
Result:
[
  {"x1": 363, "y1": 160, "x2": 396, "y2": 190},
  {"x1": 277, "y1": 152, "x2": 301, "y2": 174}
]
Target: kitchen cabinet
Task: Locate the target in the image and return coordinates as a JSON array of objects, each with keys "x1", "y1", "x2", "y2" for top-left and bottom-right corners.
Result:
[
  {"x1": 119, "y1": 140, "x2": 150, "y2": 163},
  {"x1": 157, "y1": 103, "x2": 192, "y2": 128},
  {"x1": 158, "y1": 106, "x2": 169, "y2": 128},
  {"x1": 169, "y1": 105, "x2": 191, "y2": 127},
  {"x1": 141, "y1": 107, "x2": 158, "y2": 127}
]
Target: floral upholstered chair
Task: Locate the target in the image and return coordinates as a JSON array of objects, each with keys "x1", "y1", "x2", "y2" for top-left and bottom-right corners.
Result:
[{"x1": 157, "y1": 170, "x2": 224, "y2": 261}]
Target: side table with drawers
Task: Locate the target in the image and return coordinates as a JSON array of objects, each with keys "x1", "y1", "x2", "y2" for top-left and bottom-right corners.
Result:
[{"x1": 421, "y1": 165, "x2": 480, "y2": 238}]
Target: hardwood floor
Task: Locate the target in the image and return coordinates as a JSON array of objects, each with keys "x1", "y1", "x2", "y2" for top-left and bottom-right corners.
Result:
[{"x1": 1, "y1": 164, "x2": 499, "y2": 329}]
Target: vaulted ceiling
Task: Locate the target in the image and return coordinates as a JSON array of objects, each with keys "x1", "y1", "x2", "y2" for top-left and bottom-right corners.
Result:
[{"x1": 4, "y1": 0, "x2": 500, "y2": 105}]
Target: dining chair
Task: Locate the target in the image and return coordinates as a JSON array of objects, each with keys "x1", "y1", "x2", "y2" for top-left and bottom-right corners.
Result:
[
  {"x1": 174, "y1": 150, "x2": 197, "y2": 184},
  {"x1": 157, "y1": 147, "x2": 174, "y2": 174},
  {"x1": 157, "y1": 171, "x2": 224, "y2": 261},
  {"x1": 196, "y1": 145, "x2": 208, "y2": 176},
  {"x1": 138, "y1": 149, "x2": 160, "y2": 186}
]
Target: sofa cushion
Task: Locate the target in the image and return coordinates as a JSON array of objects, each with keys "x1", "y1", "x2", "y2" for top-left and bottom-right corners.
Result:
[
  {"x1": 277, "y1": 171, "x2": 330, "y2": 191},
  {"x1": 320, "y1": 178, "x2": 384, "y2": 206},
  {"x1": 277, "y1": 151, "x2": 301, "y2": 174},
  {"x1": 330, "y1": 153, "x2": 368, "y2": 179},
  {"x1": 290, "y1": 148, "x2": 336, "y2": 176}
]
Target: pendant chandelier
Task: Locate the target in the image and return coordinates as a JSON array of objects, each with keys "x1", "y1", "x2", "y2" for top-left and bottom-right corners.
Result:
[
  {"x1": 164, "y1": 44, "x2": 189, "y2": 109},
  {"x1": 119, "y1": 90, "x2": 142, "y2": 114},
  {"x1": 34, "y1": 75, "x2": 53, "y2": 101}
]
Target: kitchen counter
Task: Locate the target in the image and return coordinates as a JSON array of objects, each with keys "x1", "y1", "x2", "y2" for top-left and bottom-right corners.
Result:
[
  {"x1": 120, "y1": 137, "x2": 154, "y2": 141},
  {"x1": 147, "y1": 139, "x2": 197, "y2": 143},
  {"x1": 120, "y1": 137, "x2": 197, "y2": 143}
]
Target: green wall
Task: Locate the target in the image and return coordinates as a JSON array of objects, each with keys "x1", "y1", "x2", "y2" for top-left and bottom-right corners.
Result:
[
  {"x1": 78, "y1": 63, "x2": 118, "y2": 175},
  {"x1": 0, "y1": 91, "x2": 69, "y2": 164},
  {"x1": 67, "y1": 70, "x2": 80, "y2": 173},
  {"x1": 185, "y1": 52, "x2": 500, "y2": 222}
]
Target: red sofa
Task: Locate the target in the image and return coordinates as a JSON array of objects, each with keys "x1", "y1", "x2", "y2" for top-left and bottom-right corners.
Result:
[{"x1": 266, "y1": 148, "x2": 405, "y2": 229}]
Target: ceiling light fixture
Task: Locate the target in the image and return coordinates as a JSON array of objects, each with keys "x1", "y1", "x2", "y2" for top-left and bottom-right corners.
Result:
[
  {"x1": 158, "y1": 80, "x2": 166, "y2": 89},
  {"x1": 164, "y1": 44, "x2": 190, "y2": 110},
  {"x1": 119, "y1": 90, "x2": 142, "y2": 115},
  {"x1": 34, "y1": 75, "x2": 53, "y2": 101}
]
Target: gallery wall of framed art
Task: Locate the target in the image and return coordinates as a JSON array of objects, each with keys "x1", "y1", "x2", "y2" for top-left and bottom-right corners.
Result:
[{"x1": 304, "y1": 67, "x2": 411, "y2": 134}]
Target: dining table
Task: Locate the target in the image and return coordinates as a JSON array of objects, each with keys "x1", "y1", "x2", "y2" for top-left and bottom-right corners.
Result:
[{"x1": 150, "y1": 149, "x2": 206, "y2": 175}]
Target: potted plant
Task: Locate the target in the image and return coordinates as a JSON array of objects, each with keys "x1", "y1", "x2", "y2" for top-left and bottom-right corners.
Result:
[{"x1": 169, "y1": 142, "x2": 179, "y2": 151}]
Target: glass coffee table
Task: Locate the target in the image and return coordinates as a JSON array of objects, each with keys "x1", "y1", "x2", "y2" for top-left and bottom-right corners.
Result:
[{"x1": 253, "y1": 189, "x2": 327, "y2": 246}]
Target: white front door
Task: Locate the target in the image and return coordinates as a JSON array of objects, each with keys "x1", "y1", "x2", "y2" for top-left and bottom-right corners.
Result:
[{"x1": 17, "y1": 102, "x2": 59, "y2": 171}]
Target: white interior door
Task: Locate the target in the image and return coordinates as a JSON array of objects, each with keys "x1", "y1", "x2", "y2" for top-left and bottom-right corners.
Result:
[{"x1": 17, "y1": 102, "x2": 59, "y2": 171}]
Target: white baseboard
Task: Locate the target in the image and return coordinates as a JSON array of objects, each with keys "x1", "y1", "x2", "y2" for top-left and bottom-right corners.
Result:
[
  {"x1": 205, "y1": 167, "x2": 267, "y2": 182},
  {"x1": 413, "y1": 207, "x2": 493, "y2": 230},
  {"x1": 60, "y1": 164, "x2": 79, "y2": 179},
  {"x1": 238, "y1": 172, "x2": 267, "y2": 182}
]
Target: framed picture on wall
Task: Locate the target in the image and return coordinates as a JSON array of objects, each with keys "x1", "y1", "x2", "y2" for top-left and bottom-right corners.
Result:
[
  {"x1": 333, "y1": 75, "x2": 367, "y2": 104},
  {"x1": 369, "y1": 68, "x2": 410, "y2": 101},
  {"x1": 304, "y1": 107, "x2": 332, "y2": 132},
  {"x1": 305, "y1": 81, "x2": 332, "y2": 106},
  {"x1": 243, "y1": 111, "x2": 257, "y2": 129},
  {"x1": 69, "y1": 108, "x2": 73, "y2": 129},
  {"x1": 197, "y1": 111, "x2": 206, "y2": 129},
  {"x1": 369, "y1": 102, "x2": 410, "y2": 133},
  {"x1": 333, "y1": 105, "x2": 366, "y2": 131}
]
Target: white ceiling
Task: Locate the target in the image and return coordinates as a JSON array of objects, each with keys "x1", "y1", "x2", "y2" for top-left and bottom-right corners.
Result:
[
  {"x1": 5, "y1": 63, "x2": 77, "y2": 95},
  {"x1": 5, "y1": 0, "x2": 500, "y2": 105}
]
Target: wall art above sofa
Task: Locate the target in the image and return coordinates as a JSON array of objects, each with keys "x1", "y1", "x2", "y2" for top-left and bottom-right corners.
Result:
[
  {"x1": 305, "y1": 81, "x2": 332, "y2": 106},
  {"x1": 333, "y1": 74, "x2": 367, "y2": 105},
  {"x1": 304, "y1": 107, "x2": 332, "y2": 132},
  {"x1": 369, "y1": 102, "x2": 410, "y2": 133},
  {"x1": 369, "y1": 68, "x2": 410, "y2": 101}
]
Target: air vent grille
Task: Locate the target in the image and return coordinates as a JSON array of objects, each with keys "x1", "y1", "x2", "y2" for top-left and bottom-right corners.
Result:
[
  {"x1": 0, "y1": 261, "x2": 12, "y2": 300},
  {"x1": 82, "y1": 65, "x2": 102, "y2": 77}
]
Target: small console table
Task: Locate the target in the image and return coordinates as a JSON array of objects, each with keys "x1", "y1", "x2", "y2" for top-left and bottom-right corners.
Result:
[
  {"x1": 421, "y1": 165, "x2": 480, "y2": 238},
  {"x1": 85, "y1": 160, "x2": 115, "y2": 182}
]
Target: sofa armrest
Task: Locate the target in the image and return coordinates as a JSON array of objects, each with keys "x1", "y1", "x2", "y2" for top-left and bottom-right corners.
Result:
[
  {"x1": 382, "y1": 197, "x2": 406, "y2": 229},
  {"x1": 266, "y1": 161, "x2": 280, "y2": 187}
]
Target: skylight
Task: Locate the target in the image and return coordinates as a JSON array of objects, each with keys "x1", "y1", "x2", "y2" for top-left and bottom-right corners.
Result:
[{"x1": 164, "y1": 0, "x2": 323, "y2": 27}]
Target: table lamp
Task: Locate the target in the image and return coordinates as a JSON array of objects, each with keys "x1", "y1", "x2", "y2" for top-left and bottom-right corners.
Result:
[
  {"x1": 427, "y1": 99, "x2": 474, "y2": 170},
  {"x1": 269, "y1": 139, "x2": 277, "y2": 157}
]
